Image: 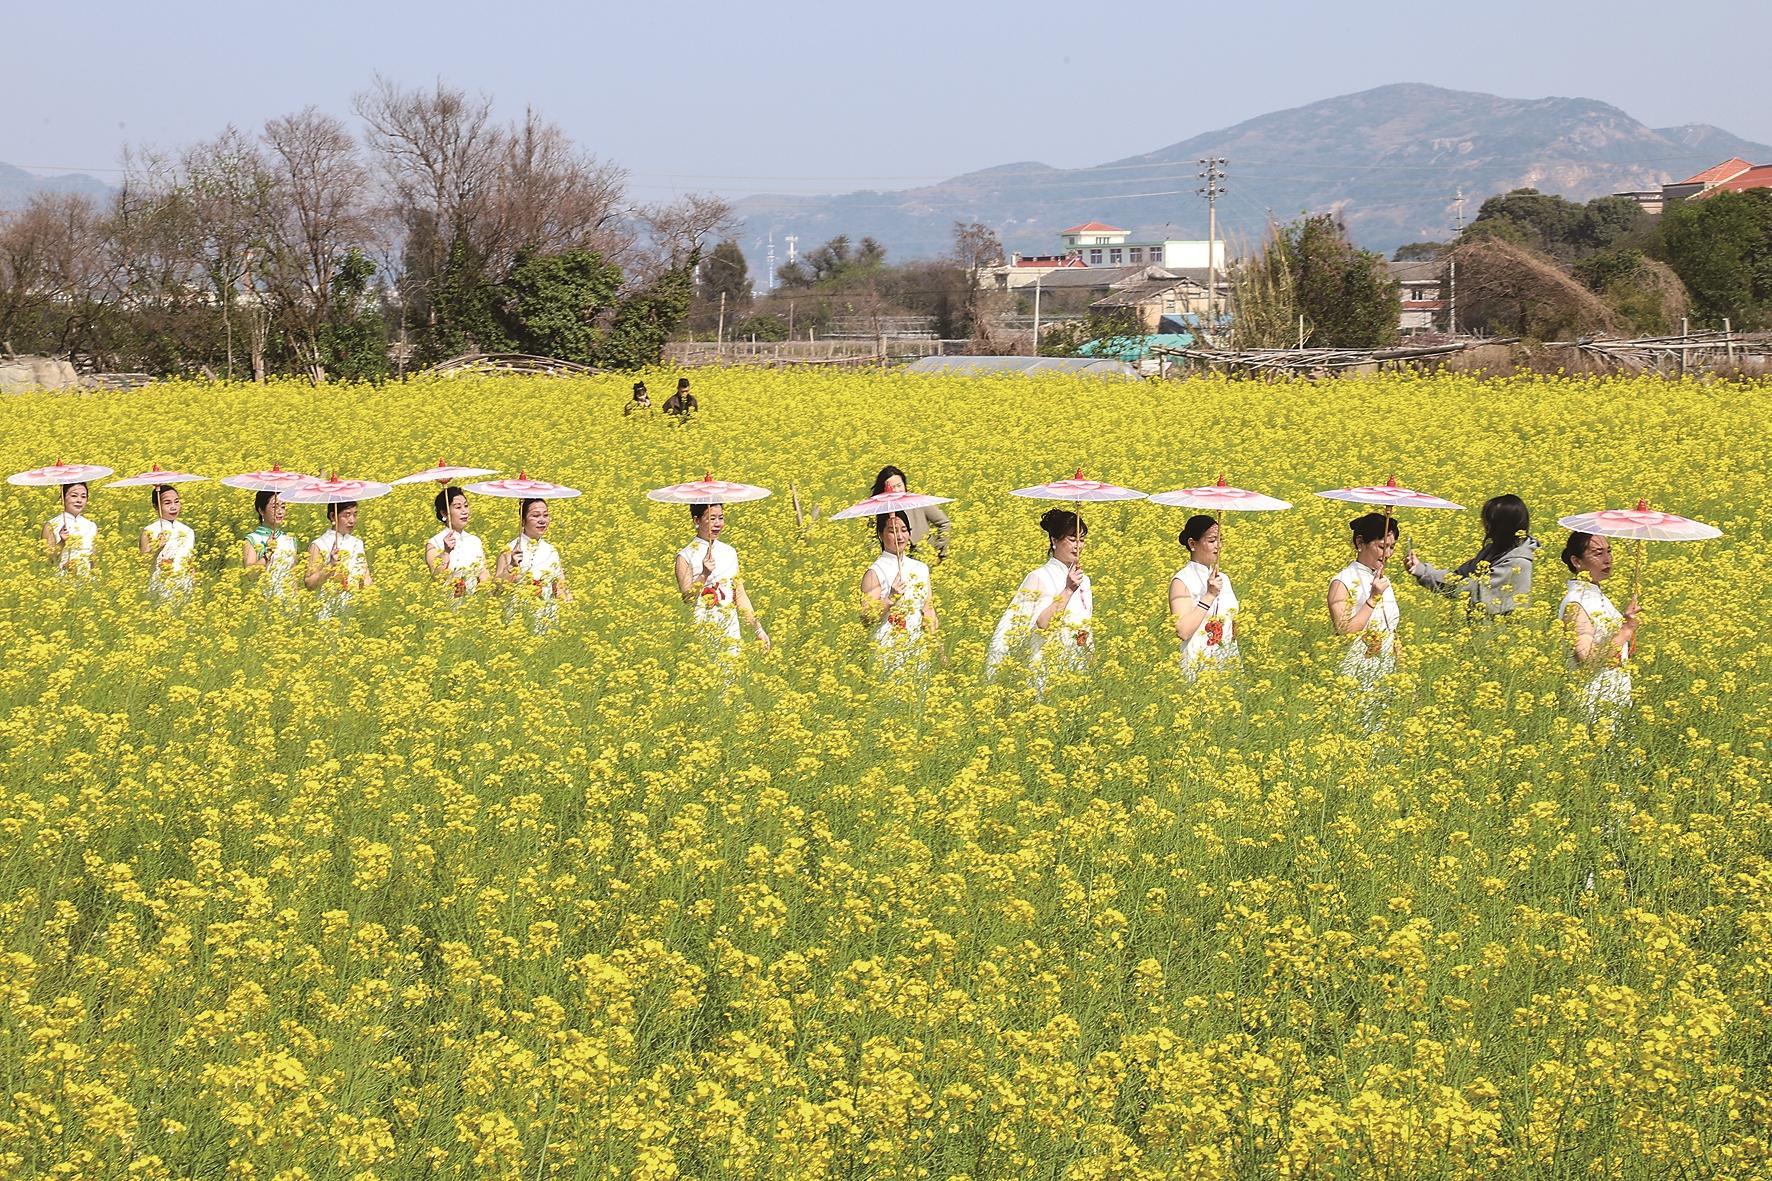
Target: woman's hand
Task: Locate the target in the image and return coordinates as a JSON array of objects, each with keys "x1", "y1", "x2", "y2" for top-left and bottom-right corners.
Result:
[
  {"x1": 1620, "y1": 598, "x2": 1641, "y2": 641},
  {"x1": 700, "y1": 545, "x2": 717, "y2": 580},
  {"x1": 442, "y1": 531, "x2": 457, "y2": 554},
  {"x1": 889, "y1": 570, "x2": 908, "y2": 599},
  {"x1": 1065, "y1": 565, "x2": 1085, "y2": 595},
  {"x1": 1369, "y1": 574, "x2": 1391, "y2": 602},
  {"x1": 1204, "y1": 569, "x2": 1223, "y2": 601}
]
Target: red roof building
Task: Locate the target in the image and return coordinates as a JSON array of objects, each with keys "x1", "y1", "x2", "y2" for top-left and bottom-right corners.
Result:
[
  {"x1": 1674, "y1": 158, "x2": 1754, "y2": 187},
  {"x1": 1693, "y1": 163, "x2": 1772, "y2": 199},
  {"x1": 1059, "y1": 222, "x2": 1127, "y2": 235}
]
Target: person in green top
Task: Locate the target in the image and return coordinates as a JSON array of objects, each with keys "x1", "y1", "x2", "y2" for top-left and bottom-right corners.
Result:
[{"x1": 241, "y1": 490, "x2": 298, "y2": 595}]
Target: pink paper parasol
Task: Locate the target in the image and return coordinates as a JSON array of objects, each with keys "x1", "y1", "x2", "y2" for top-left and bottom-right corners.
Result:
[
  {"x1": 463, "y1": 472, "x2": 581, "y2": 499},
  {"x1": 1010, "y1": 469, "x2": 1146, "y2": 503},
  {"x1": 392, "y1": 460, "x2": 500, "y2": 486},
  {"x1": 1315, "y1": 475, "x2": 1462, "y2": 511},
  {"x1": 9, "y1": 461, "x2": 114, "y2": 487},
  {"x1": 830, "y1": 489, "x2": 955, "y2": 521},
  {"x1": 108, "y1": 464, "x2": 211, "y2": 488},
  {"x1": 1558, "y1": 498, "x2": 1722, "y2": 596},
  {"x1": 646, "y1": 473, "x2": 772, "y2": 505},
  {"x1": 282, "y1": 475, "x2": 394, "y2": 505},
  {"x1": 1148, "y1": 474, "x2": 1290, "y2": 512},
  {"x1": 220, "y1": 465, "x2": 314, "y2": 493}
]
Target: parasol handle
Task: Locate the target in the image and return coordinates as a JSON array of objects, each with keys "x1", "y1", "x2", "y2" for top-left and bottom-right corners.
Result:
[{"x1": 1631, "y1": 538, "x2": 1643, "y2": 601}]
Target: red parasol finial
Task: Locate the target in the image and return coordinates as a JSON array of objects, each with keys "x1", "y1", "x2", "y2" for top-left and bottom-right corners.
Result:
[
  {"x1": 1215, "y1": 474, "x2": 1228, "y2": 487},
  {"x1": 1385, "y1": 475, "x2": 1399, "y2": 488},
  {"x1": 703, "y1": 471, "x2": 713, "y2": 483},
  {"x1": 271, "y1": 463, "x2": 283, "y2": 472},
  {"x1": 437, "y1": 458, "x2": 446, "y2": 467},
  {"x1": 1635, "y1": 498, "x2": 1648, "y2": 511},
  {"x1": 517, "y1": 470, "x2": 528, "y2": 481},
  {"x1": 1073, "y1": 468, "x2": 1085, "y2": 480}
]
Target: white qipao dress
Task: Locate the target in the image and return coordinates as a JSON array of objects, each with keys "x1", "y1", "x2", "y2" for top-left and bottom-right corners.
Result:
[
  {"x1": 504, "y1": 535, "x2": 564, "y2": 631},
  {"x1": 143, "y1": 518, "x2": 196, "y2": 602},
  {"x1": 1333, "y1": 560, "x2": 1398, "y2": 690},
  {"x1": 50, "y1": 513, "x2": 98, "y2": 578},
  {"x1": 680, "y1": 537, "x2": 744, "y2": 660},
  {"x1": 1559, "y1": 579, "x2": 1631, "y2": 718},
  {"x1": 866, "y1": 551, "x2": 933, "y2": 675},
  {"x1": 1172, "y1": 560, "x2": 1240, "y2": 677},
  {"x1": 429, "y1": 529, "x2": 488, "y2": 598},
  {"x1": 987, "y1": 557, "x2": 1093, "y2": 685},
  {"x1": 312, "y1": 529, "x2": 369, "y2": 619}
]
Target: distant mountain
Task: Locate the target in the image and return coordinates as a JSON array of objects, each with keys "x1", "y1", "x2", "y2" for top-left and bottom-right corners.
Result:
[
  {"x1": 734, "y1": 84, "x2": 1772, "y2": 264},
  {"x1": 0, "y1": 161, "x2": 116, "y2": 211}
]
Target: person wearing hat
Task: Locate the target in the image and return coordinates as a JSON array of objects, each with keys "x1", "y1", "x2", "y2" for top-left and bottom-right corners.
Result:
[
  {"x1": 663, "y1": 377, "x2": 699, "y2": 419},
  {"x1": 624, "y1": 382, "x2": 652, "y2": 416}
]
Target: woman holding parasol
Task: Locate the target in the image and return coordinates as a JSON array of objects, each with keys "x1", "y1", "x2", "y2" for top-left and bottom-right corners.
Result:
[
  {"x1": 465, "y1": 474, "x2": 579, "y2": 633},
  {"x1": 11, "y1": 463, "x2": 112, "y2": 577},
  {"x1": 394, "y1": 463, "x2": 497, "y2": 598},
  {"x1": 833, "y1": 487, "x2": 953, "y2": 676},
  {"x1": 1149, "y1": 477, "x2": 1289, "y2": 679},
  {"x1": 222, "y1": 467, "x2": 309, "y2": 600},
  {"x1": 1554, "y1": 500, "x2": 1720, "y2": 722},
  {"x1": 652, "y1": 476, "x2": 774, "y2": 659},
  {"x1": 289, "y1": 476, "x2": 393, "y2": 617},
  {"x1": 137, "y1": 485, "x2": 198, "y2": 603}
]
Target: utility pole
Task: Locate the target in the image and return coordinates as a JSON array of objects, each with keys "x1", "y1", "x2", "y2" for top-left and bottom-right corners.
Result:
[
  {"x1": 717, "y1": 292, "x2": 726, "y2": 349},
  {"x1": 784, "y1": 234, "x2": 798, "y2": 267},
  {"x1": 1032, "y1": 278, "x2": 1043, "y2": 356},
  {"x1": 766, "y1": 232, "x2": 776, "y2": 291},
  {"x1": 1449, "y1": 188, "x2": 1465, "y2": 336},
  {"x1": 1198, "y1": 157, "x2": 1226, "y2": 335}
]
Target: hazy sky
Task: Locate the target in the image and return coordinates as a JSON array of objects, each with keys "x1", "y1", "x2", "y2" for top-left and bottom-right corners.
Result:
[{"x1": 9, "y1": 0, "x2": 1770, "y2": 198}]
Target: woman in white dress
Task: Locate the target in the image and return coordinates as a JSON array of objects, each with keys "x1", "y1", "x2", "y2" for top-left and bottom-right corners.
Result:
[
  {"x1": 425, "y1": 486, "x2": 488, "y2": 599},
  {"x1": 860, "y1": 510, "x2": 939, "y2": 674},
  {"x1": 987, "y1": 508, "x2": 1092, "y2": 685},
  {"x1": 1327, "y1": 512, "x2": 1401, "y2": 701},
  {"x1": 242, "y1": 490, "x2": 299, "y2": 600},
  {"x1": 675, "y1": 503, "x2": 771, "y2": 660},
  {"x1": 1557, "y1": 531, "x2": 1639, "y2": 721},
  {"x1": 496, "y1": 498, "x2": 569, "y2": 632},
  {"x1": 1168, "y1": 514, "x2": 1240, "y2": 678},
  {"x1": 139, "y1": 484, "x2": 197, "y2": 603},
  {"x1": 304, "y1": 500, "x2": 372, "y2": 616},
  {"x1": 42, "y1": 481, "x2": 98, "y2": 577}
]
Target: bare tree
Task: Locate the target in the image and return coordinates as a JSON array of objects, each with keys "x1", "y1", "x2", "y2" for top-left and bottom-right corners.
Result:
[
  {"x1": 0, "y1": 195, "x2": 108, "y2": 353},
  {"x1": 635, "y1": 192, "x2": 735, "y2": 279},
  {"x1": 486, "y1": 107, "x2": 630, "y2": 274},
  {"x1": 261, "y1": 107, "x2": 369, "y2": 382},
  {"x1": 182, "y1": 127, "x2": 274, "y2": 379}
]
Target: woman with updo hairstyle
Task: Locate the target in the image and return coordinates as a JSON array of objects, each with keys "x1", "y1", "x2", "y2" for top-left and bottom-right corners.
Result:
[
  {"x1": 425, "y1": 485, "x2": 488, "y2": 598},
  {"x1": 986, "y1": 507, "x2": 1092, "y2": 683},
  {"x1": 139, "y1": 484, "x2": 196, "y2": 603},
  {"x1": 496, "y1": 497, "x2": 568, "y2": 631},
  {"x1": 675, "y1": 501, "x2": 770, "y2": 659},
  {"x1": 1168, "y1": 514, "x2": 1239, "y2": 677},
  {"x1": 43, "y1": 481, "x2": 98, "y2": 577},
  {"x1": 1327, "y1": 511, "x2": 1401, "y2": 694},
  {"x1": 1405, "y1": 492, "x2": 1537, "y2": 616},
  {"x1": 1557, "y1": 531, "x2": 1638, "y2": 720},
  {"x1": 860, "y1": 509, "x2": 939, "y2": 673},
  {"x1": 242, "y1": 489, "x2": 299, "y2": 599}
]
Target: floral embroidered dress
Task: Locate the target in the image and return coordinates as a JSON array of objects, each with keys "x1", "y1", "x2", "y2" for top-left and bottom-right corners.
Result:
[
  {"x1": 311, "y1": 529, "x2": 369, "y2": 618},
  {"x1": 1559, "y1": 579, "x2": 1631, "y2": 718},
  {"x1": 1333, "y1": 560, "x2": 1398, "y2": 690},
  {"x1": 429, "y1": 529, "x2": 488, "y2": 598},
  {"x1": 679, "y1": 537, "x2": 743, "y2": 660},
  {"x1": 143, "y1": 518, "x2": 196, "y2": 602},
  {"x1": 865, "y1": 551, "x2": 933, "y2": 674},
  {"x1": 245, "y1": 525, "x2": 299, "y2": 601},
  {"x1": 1172, "y1": 560, "x2": 1240, "y2": 677},
  {"x1": 49, "y1": 513, "x2": 98, "y2": 578},
  {"x1": 504, "y1": 535, "x2": 564, "y2": 631},
  {"x1": 987, "y1": 557, "x2": 1093, "y2": 683}
]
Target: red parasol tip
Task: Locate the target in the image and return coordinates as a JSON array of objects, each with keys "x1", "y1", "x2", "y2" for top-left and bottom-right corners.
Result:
[
  {"x1": 151, "y1": 463, "x2": 163, "y2": 471},
  {"x1": 271, "y1": 463, "x2": 283, "y2": 472},
  {"x1": 1073, "y1": 468, "x2": 1085, "y2": 479},
  {"x1": 1635, "y1": 498, "x2": 1648, "y2": 511},
  {"x1": 703, "y1": 471, "x2": 713, "y2": 483},
  {"x1": 437, "y1": 458, "x2": 446, "y2": 467},
  {"x1": 1385, "y1": 475, "x2": 1399, "y2": 488},
  {"x1": 1215, "y1": 474, "x2": 1228, "y2": 487}
]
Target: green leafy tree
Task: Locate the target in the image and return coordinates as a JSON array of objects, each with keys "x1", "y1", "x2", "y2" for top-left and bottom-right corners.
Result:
[
  {"x1": 1392, "y1": 241, "x2": 1448, "y2": 262},
  {"x1": 1285, "y1": 215, "x2": 1398, "y2": 348},
  {"x1": 1038, "y1": 308, "x2": 1145, "y2": 357},
  {"x1": 729, "y1": 312, "x2": 788, "y2": 341},
  {"x1": 424, "y1": 236, "x2": 510, "y2": 361},
  {"x1": 1658, "y1": 188, "x2": 1772, "y2": 329},
  {"x1": 318, "y1": 248, "x2": 390, "y2": 383},
  {"x1": 1467, "y1": 189, "x2": 1647, "y2": 263},
  {"x1": 499, "y1": 248, "x2": 622, "y2": 361},
  {"x1": 699, "y1": 239, "x2": 752, "y2": 310},
  {"x1": 601, "y1": 262, "x2": 696, "y2": 369}
]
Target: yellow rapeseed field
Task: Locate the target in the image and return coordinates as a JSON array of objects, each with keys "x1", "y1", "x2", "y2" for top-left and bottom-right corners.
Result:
[{"x1": 1, "y1": 370, "x2": 1768, "y2": 1180}]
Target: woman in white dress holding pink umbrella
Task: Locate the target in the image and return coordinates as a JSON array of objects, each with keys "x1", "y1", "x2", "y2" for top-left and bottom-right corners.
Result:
[
  {"x1": 675, "y1": 502, "x2": 771, "y2": 659},
  {"x1": 860, "y1": 510, "x2": 939, "y2": 675},
  {"x1": 986, "y1": 508, "x2": 1093, "y2": 686}
]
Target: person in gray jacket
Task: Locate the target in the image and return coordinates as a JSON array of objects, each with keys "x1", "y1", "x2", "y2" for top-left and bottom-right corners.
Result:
[{"x1": 1404, "y1": 493, "x2": 1536, "y2": 615}]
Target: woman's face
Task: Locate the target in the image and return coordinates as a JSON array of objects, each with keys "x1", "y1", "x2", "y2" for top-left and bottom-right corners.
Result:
[
  {"x1": 698, "y1": 504, "x2": 725, "y2": 540},
  {"x1": 884, "y1": 473, "x2": 906, "y2": 493},
  {"x1": 63, "y1": 484, "x2": 88, "y2": 515},
  {"x1": 332, "y1": 505, "x2": 359, "y2": 534},
  {"x1": 523, "y1": 501, "x2": 550, "y2": 538},
  {"x1": 1569, "y1": 536, "x2": 1613, "y2": 581},
  {"x1": 879, "y1": 514, "x2": 910, "y2": 556},
  {"x1": 156, "y1": 488, "x2": 181, "y2": 520},
  {"x1": 1355, "y1": 528, "x2": 1396, "y2": 570},
  {"x1": 448, "y1": 494, "x2": 471, "y2": 530},
  {"x1": 263, "y1": 494, "x2": 287, "y2": 527},
  {"x1": 1187, "y1": 523, "x2": 1222, "y2": 565},
  {"x1": 1052, "y1": 528, "x2": 1086, "y2": 565}
]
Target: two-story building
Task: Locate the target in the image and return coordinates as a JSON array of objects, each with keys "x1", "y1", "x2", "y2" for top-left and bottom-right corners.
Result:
[{"x1": 1388, "y1": 260, "x2": 1444, "y2": 334}]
